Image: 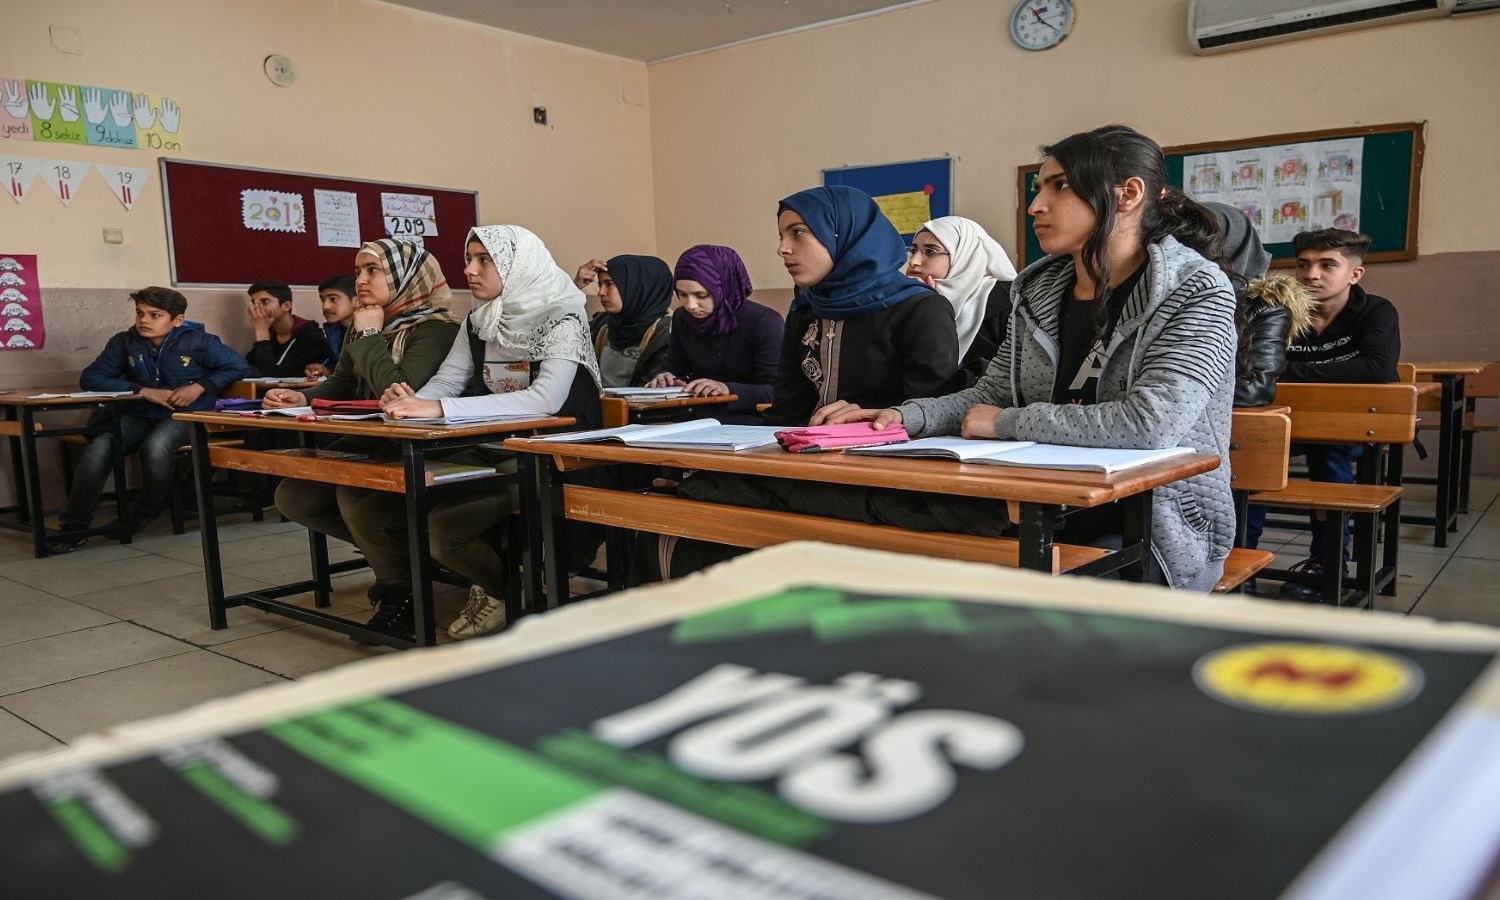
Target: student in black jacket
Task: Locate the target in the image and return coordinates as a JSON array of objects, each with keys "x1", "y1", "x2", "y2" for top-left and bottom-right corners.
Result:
[
  {"x1": 244, "y1": 279, "x2": 331, "y2": 378},
  {"x1": 1274, "y1": 229, "x2": 1401, "y2": 601},
  {"x1": 761, "y1": 186, "x2": 961, "y2": 426}
]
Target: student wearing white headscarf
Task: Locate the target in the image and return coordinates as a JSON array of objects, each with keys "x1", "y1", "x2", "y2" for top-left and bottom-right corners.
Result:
[
  {"x1": 906, "y1": 216, "x2": 1018, "y2": 388},
  {"x1": 366, "y1": 225, "x2": 603, "y2": 641}
]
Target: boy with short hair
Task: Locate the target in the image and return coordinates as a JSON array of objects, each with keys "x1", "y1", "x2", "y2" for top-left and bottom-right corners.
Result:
[
  {"x1": 1276, "y1": 228, "x2": 1401, "y2": 601},
  {"x1": 307, "y1": 274, "x2": 356, "y2": 379},
  {"x1": 49, "y1": 287, "x2": 251, "y2": 552},
  {"x1": 245, "y1": 279, "x2": 330, "y2": 378}
]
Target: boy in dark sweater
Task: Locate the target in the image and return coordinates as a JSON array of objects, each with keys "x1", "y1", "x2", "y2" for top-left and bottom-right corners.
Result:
[
  {"x1": 1274, "y1": 229, "x2": 1401, "y2": 601},
  {"x1": 245, "y1": 279, "x2": 330, "y2": 378},
  {"x1": 307, "y1": 274, "x2": 356, "y2": 379},
  {"x1": 49, "y1": 287, "x2": 251, "y2": 552}
]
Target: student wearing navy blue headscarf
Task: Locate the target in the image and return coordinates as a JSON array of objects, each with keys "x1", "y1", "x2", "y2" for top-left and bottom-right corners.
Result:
[{"x1": 763, "y1": 185, "x2": 960, "y2": 425}]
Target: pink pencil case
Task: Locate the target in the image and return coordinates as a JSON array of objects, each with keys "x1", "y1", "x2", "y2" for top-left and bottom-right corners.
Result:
[{"x1": 775, "y1": 422, "x2": 911, "y2": 453}]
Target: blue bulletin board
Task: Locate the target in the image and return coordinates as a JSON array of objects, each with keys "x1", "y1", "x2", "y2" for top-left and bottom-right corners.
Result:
[{"x1": 822, "y1": 157, "x2": 953, "y2": 241}]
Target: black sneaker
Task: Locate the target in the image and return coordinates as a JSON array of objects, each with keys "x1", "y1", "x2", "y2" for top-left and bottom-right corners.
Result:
[
  {"x1": 1278, "y1": 558, "x2": 1347, "y2": 604},
  {"x1": 44, "y1": 535, "x2": 87, "y2": 554},
  {"x1": 353, "y1": 585, "x2": 414, "y2": 644}
]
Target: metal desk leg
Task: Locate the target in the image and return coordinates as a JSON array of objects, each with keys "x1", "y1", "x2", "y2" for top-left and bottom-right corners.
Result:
[
  {"x1": 1433, "y1": 375, "x2": 1457, "y2": 547},
  {"x1": 1121, "y1": 492, "x2": 1156, "y2": 583},
  {"x1": 518, "y1": 454, "x2": 546, "y2": 618},
  {"x1": 1016, "y1": 503, "x2": 1056, "y2": 573},
  {"x1": 109, "y1": 409, "x2": 131, "y2": 545},
  {"x1": 302, "y1": 432, "x2": 333, "y2": 609},
  {"x1": 403, "y1": 442, "x2": 436, "y2": 647},
  {"x1": 1446, "y1": 375, "x2": 1466, "y2": 531},
  {"x1": 5, "y1": 408, "x2": 27, "y2": 523},
  {"x1": 190, "y1": 423, "x2": 228, "y2": 630},
  {"x1": 536, "y1": 456, "x2": 567, "y2": 611},
  {"x1": 18, "y1": 407, "x2": 46, "y2": 557},
  {"x1": 1381, "y1": 444, "x2": 1403, "y2": 597}
]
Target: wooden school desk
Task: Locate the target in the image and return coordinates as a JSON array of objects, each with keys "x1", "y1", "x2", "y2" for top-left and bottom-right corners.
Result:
[
  {"x1": 1402, "y1": 362, "x2": 1486, "y2": 546},
  {"x1": 600, "y1": 392, "x2": 739, "y2": 426},
  {"x1": 505, "y1": 436, "x2": 1221, "y2": 612},
  {"x1": 222, "y1": 378, "x2": 321, "y2": 400},
  {"x1": 0, "y1": 389, "x2": 138, "y2": 557},
  {"x1": 2, "y1": 542, "x2": 1497, "y2": 900},
  {"x1": 174, "y1": 410, "x2": 574, "y2": 648}
]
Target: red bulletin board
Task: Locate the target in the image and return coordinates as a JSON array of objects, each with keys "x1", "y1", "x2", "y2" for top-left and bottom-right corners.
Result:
[{"x1": 159, "y1": 159, "x2": 479, "y2": 288}]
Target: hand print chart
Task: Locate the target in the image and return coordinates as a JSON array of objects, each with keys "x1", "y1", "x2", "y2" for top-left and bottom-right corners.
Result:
[{"x1": 0, "y1": 76, "x2": 182, "y2": 152}]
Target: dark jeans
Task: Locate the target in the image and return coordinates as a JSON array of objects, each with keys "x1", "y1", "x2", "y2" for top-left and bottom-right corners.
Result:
[
  {"x1": 1244, "y1": 443, "x2": 1360, "y2": 562},
  {"x1": 62, "y1": 414, "x2": 191, "y2": 529}
]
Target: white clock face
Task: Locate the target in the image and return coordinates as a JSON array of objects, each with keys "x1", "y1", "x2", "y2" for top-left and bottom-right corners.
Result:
[{"x1": 1010, "y1": 0, "x2": 1074, "y2": 51}]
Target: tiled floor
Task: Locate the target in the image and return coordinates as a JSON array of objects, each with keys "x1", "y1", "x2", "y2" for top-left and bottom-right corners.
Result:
[{"x1": 0, "y1": 478, "x2": 1496, "y2": 770}]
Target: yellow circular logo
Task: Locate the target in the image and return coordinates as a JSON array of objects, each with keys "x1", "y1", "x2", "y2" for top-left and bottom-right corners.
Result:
[{"x1": 1194, "y1": 642, "x2": 1422, "y2": 716}]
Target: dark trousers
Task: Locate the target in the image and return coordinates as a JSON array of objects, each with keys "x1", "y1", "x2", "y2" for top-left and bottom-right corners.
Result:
[
  {"x1": 62, "y1": 414, "x2": 191, "y2": 528},
  {"x1": 1244, "y1": 443, "x2": 1360, "y2": 562}
]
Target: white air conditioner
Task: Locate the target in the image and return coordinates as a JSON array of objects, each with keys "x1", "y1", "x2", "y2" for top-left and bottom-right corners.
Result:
[
  {"x1": 1451, "y1": 0, "x2": 1500, "y2": 14},
  {"x1": 1189, "y1": 0, "x2": 1454, "y2": 54}
]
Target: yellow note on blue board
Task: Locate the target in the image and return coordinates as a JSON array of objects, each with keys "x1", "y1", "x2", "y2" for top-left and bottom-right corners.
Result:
[{"x1": 873, "y1": 190, "x2": 931, "y2": 235}]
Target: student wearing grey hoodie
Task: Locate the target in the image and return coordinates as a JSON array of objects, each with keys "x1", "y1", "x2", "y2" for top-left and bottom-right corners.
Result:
[{"x1": 819, "y1": 125, "x2": 1239, "y2": 591}]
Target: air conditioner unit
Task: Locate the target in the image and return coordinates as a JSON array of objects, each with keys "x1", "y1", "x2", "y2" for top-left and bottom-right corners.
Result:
[
  {"x1": 1451, "y1": 0, "x2": 1500, "y2": 14},
  {"x1": 1189, "y1": 0, "x2": 1454, "y2": 54}
]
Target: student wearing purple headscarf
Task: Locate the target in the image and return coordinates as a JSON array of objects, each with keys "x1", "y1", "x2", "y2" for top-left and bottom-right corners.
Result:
[{"x1": 643, "y1": 244, "x2": 783, "y2": 424}]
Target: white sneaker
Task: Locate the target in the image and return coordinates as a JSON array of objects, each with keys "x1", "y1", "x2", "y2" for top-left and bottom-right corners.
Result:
[{"x1": 448, "y1": 585, "x2": 507, "y2": 640}]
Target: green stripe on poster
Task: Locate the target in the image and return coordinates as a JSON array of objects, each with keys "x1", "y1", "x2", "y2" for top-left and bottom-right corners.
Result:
[
  {"x1": 46, "y1": 798, "x2": 131, "y2": 873},
  {"x1": 178, "y1": 764, "x2": 299, "y2": 847},
  {"x1": 267, "y1": 698, "x2": 602, "y2": 849}
]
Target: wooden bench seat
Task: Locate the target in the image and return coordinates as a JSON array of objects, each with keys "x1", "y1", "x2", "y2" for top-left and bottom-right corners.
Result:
[
  {"x1": 564, "y1": 484, "x2": 1111, "y2": 574},
  {"x1": 1250, "y1": 479, "x2": 1403, "y2": 513},
  {"x1": 1214, "y1": 547, "x2": 1275, "y2": 593}
]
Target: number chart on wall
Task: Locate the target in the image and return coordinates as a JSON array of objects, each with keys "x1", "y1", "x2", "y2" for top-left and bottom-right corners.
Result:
[{"x1": 160, "y1": 159, "x2": 479, "y2": 288}]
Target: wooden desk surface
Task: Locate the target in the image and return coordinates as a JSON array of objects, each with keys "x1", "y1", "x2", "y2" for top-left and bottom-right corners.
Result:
[
  {"x1": 176, "y1": 410, "x2": 575, "y2": 441},
  {"x1": 505, "y1": 438, "x2": 1221, "y2": 508},
  {"x1": 0, "y1": 389, "x2": 138, "y2": 407},
  {"x1": 1405, "y1": 362, "x2": 1487, "y2": 376},
  {"x1": 624, "y1": 393, "x2": 737, "y2": 411},
  {"x1": 225, "y1": 379, "x2": 321, "y2": 400}
]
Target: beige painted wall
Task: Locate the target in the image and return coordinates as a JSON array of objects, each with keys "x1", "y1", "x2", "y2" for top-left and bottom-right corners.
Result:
[
  {"x1": 646, "y1": 0, "x2": 1500, "y2": 474},
  {"x1": 647, "y1": 0, "x2": 1500, "y2": 285},
  {"x1": 0, "y1": 0, "x2": 656, "y2": 388}
]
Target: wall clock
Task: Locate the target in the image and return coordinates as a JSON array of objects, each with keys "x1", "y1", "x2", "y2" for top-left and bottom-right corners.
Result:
[{"x1": 1010, "y1": 0, "x2": 1075, "y2": 51}]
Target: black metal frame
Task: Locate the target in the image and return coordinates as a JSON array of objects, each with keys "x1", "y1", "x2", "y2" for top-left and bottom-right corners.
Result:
[
  {"x1": 190, "y1": 421, "x2": 545, "y2": 649},
  {"x1": 1399, "y1": 373, "x2": 1466, "y2": 546},
  {"x1": 1, "y1": 399, "x2": 133, "y2": 557}
]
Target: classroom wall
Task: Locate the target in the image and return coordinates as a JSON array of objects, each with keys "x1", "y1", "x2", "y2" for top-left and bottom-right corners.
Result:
[
  {"x1": 0, "y1": 0, "x2": 657, "y2": 390},
  {"x1": 646, "y1": 0, "x2": 1500, "y2": 472},
  {"x1": 0, "y1": 0, "x2": 657, "y2": 507}
]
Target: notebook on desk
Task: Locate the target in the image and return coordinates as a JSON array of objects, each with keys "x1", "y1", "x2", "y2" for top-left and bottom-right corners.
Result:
[
  {"x1": 533, "y1": 419, "x2": 781, "y2": 451},
  {"x1": 846, "y1": 437, "x2": 1195, "y2": 474}
]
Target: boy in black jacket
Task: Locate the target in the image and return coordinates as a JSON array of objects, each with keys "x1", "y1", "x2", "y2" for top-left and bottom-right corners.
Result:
[
  {"x1": 245, "y1": 279, "x2": 330, "y2": 378},
  {"x1": 1274, "y1": 229, "x2": 1401, "y2": 601},
  {"x1": 49, "y1": 287, "x2": 251, "y2": 552}
]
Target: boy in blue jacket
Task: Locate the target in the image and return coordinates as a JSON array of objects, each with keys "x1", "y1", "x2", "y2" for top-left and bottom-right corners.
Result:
[{"x1": 49, "y1": 287, "x2": 251, "y2": 552}]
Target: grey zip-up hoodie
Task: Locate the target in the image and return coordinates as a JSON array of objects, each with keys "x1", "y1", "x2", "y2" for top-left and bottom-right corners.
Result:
[{"x1": 898, "y1": 236, "x2": 1238, "y2": 591}]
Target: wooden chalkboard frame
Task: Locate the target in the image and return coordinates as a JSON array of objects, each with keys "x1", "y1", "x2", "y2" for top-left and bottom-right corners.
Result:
[
  {"x1": 1015, "y1": 122, "x2": 1424, "y2": 269},
  {"x1": 160, "y1": 158, "x2": 480, "y2": 289}
]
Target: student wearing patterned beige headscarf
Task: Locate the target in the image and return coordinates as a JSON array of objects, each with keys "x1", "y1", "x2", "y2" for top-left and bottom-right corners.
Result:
[{"x1": 269, "y1": 238, "x2": 463, "y2": 641}]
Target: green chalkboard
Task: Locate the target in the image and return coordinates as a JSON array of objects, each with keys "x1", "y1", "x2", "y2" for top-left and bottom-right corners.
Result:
[{"x1": 1017, "y1": 123, "x2": 1424, "y2": 268}]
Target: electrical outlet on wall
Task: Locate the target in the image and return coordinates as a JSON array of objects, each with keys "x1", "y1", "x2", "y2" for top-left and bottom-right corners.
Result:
[
  {"x1": 264, "y1": 55, "x2": 297, "y2": 87},
  {"x1": 533, "y1": 106, "x2": 548, "y2": 126},
  {"x1": 102, "y1": 228, "x2": 123, "y2": 244}
]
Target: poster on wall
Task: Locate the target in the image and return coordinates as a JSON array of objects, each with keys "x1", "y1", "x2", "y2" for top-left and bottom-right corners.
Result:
[
  {"x1": 0, "y1": 77, "x2": 182, "y2": 152},
  {"x1": 381, "y1": 192, "x2": 438, "y2": 241},
  {"x1": 0, "y1": 254, "x2": 45, "y2": 350},
  {"x1": 241, "y1": 189, "x2": 307, "y2": 234},
  {"x1": 1184, "y1": 137, "x2": 1363, "y2": 245},
  {"x1": 0, "y1": 155, "x2": 41, "y2": 203},
  {"x1": 314, "y1": 189, "x2": 361, "y2": 248}
]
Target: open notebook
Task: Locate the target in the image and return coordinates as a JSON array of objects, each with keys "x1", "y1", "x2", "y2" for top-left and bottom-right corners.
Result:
[
  {"x1": 847, "y1": 437, "x2": 1196, "y2": 474},
  {"x1": 532, "y1": 418, "x2": 781, "y2": 452}
]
